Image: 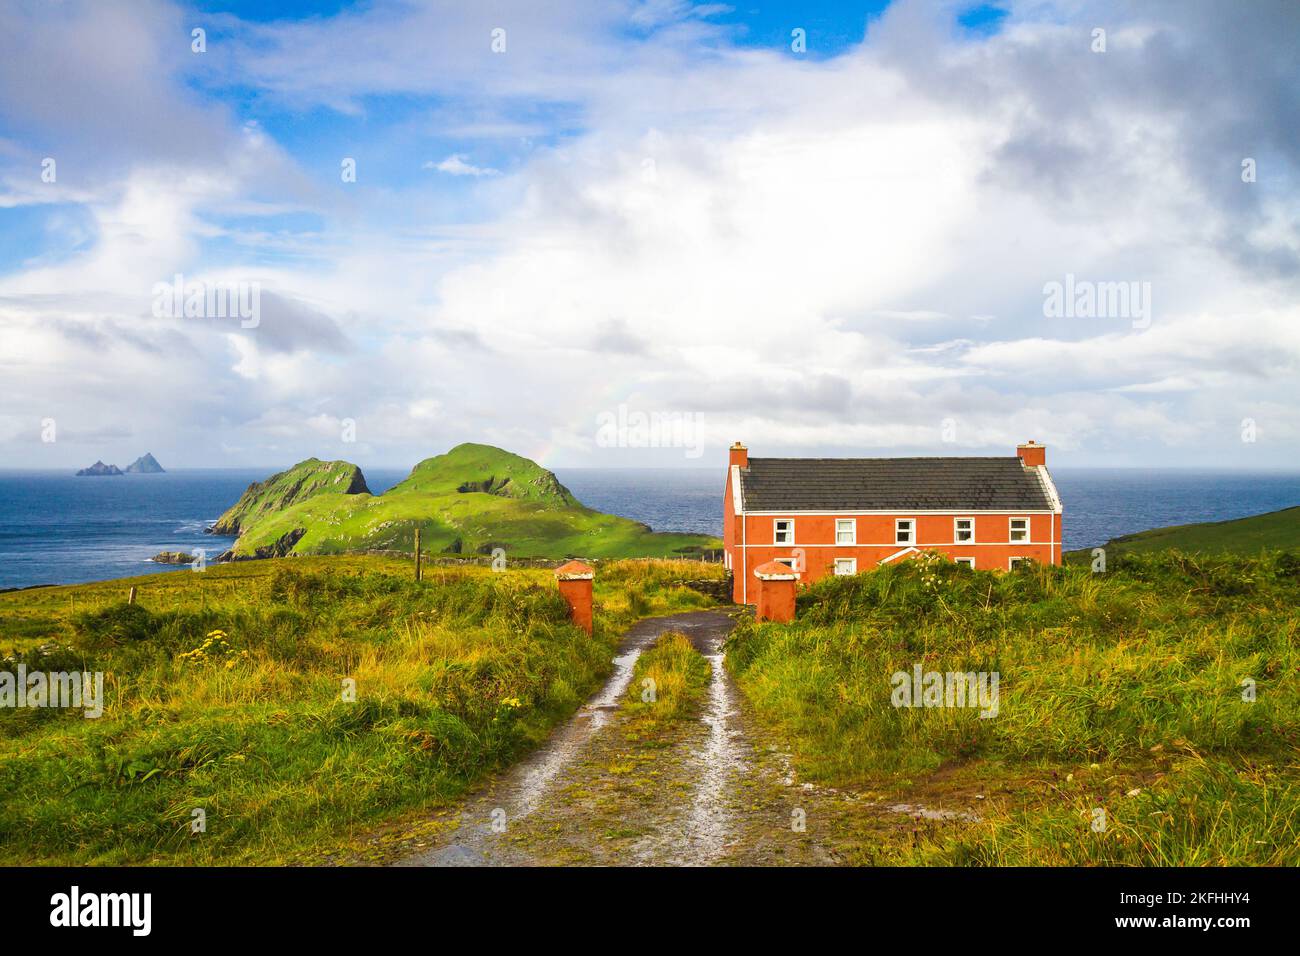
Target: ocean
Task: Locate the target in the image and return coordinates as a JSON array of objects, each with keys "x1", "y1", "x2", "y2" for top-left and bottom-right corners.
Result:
[{"x1": 0, "y1": 467, "x2": 1296, "y2": 589}]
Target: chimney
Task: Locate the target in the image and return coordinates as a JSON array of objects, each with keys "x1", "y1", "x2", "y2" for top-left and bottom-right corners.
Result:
[
  {"x1": 1017, "y1": 440, "x2": 1046, "y2": 468},
  {"x1": 729, "y1": 441, "x2": 749, "y2": 469}
]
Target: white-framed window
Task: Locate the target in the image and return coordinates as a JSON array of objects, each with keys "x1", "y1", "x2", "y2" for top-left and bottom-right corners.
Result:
[
  {"x1": 954, "y1": 517, "x2": 974, "y2": 543},
  {"x1": 774, "y1": 519, "x2": 794, "y2": 545},
  {"x1": 895, "y1": 518, "x2": 915, "y2": 545},
  {"x1": 835, "y1": 519, "x2": 856, "y2": 544},
  {"x1": 1009, "y1": 517, "x2": 1029, "y2": 543},
  {"x1": 955, "y1": 557, "x2": 976, "y2": 569},
  {"x1": 776, "y1": 557, "x2": 796, "y2": 569},
  {"x1": 834, "y1": 557, "x2": 857, "y2": 576},
  {"x1": 1008, "y1": 556, "x2": 1027, "y2": 570}
]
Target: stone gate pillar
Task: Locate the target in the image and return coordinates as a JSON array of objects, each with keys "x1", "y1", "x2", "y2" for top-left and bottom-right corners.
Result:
[
  {"x1": 554, "y1": 560, "x2": 594, "y2": 634},
  {"x1": 753, "y1": 560, "x2": 798, "y2": 623}
]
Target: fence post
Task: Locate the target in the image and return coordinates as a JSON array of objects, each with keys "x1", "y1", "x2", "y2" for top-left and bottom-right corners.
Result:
[
  {"x1": 128, "y1": 586, "x2": 137, "y2": 605},
  {"x1": 414, "y1": 528, "x2": 422, "y2": 581}
]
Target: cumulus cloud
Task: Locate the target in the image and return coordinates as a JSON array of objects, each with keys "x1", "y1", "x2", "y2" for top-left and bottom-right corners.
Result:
[{"x1": 0, "y1": 0, "x2": 1297, "y2": 469}]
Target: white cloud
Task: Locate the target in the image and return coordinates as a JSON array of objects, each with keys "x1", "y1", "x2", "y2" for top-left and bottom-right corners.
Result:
[
  {"x1": 425, "y1": 154, "x2": 500, "y2": 177},
  {"x1": 1, "y1": 0, "x2": 1298, "y2": 469}
]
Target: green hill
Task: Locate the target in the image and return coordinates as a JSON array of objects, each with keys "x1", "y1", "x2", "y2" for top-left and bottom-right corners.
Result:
[
  {"x1": 388, "y1": 443, "x2": 577, "y2": 504},
  {"x1": 215, "y1": 443, "x2": 719, "y2": 560},
  {"x1": 210, "y1": 458, "x2": 370, "y2": 536},
  {"x1": 1066, "y1": 505, "x2": 1300, "y2": 563}
]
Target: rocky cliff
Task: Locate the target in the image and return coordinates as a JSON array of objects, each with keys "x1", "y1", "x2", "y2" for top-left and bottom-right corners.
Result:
[{"x1": 208, "y1": 458, "x2": 370, "y2": 536}]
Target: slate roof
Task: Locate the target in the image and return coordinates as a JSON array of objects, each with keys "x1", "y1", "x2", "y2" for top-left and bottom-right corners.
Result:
[{"x1": 738, "y1": 457, "x2": 1056, "y2": 512}]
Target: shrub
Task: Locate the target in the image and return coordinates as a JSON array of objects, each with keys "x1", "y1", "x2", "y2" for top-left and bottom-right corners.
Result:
[{"x1": 71, "y1": 602, "x2": 158, "y2": 649}]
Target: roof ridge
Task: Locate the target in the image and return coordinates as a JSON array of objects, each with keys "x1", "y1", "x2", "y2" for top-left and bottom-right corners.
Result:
[
  {"x1": 738, "y1": 456, "x2": 1054, "y2": 512},
  {"x1": 747, "y1": 455, "x2": 1022, "y2": 462}
]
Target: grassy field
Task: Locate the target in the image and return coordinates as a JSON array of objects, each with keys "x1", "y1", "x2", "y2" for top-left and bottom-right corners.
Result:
[
  {"x1": 727, "y1": 550, "x2": 1300, "y2": 865},
  {"x1": 1066, "y1": 504, "x2": 1300, "y2": 563},
  {"x1": 0, "y1": 555, "x2": 724, "y2": 865}
]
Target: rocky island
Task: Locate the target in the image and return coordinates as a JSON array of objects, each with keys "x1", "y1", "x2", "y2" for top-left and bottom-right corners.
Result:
[
  {"x1": 151, "y1": 551, "x2": 195, "y2": 565},
  {"x1": 125, "y1": 453, "x2": 165, "y2": 474},
  {"x1": 75, "y1": 453, "x2": 165, "y2": 476},
  {"x1": 75, "y1": 460, "x2": 123, "y2": 476},
  {"x1": 207, "y1": 443, "x2": 719, "y2": 561}
]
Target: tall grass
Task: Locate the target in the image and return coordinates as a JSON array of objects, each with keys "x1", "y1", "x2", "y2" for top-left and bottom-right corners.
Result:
[
  {"x1": 727, "y1": 551, "x2": 1300, "y2": 864},
  {"x1": 943, "y1": 755, "x2": 1299, "y2": 866},
  {"x1": 622, "y1": 632, "x2": 711, "y2": 735},
  {"x1": 0, "y1": 555, "x2": 723, "y2": 864}
]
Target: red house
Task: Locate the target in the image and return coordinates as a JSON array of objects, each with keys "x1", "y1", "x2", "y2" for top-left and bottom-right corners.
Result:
[{"x1": 722, "y1": 441, "x2": 1064, "y2": 605}]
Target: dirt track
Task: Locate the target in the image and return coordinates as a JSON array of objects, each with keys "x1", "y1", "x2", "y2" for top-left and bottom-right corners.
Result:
[{"x1": 390, "y1": 609, "x2": 984, "y2": 867}]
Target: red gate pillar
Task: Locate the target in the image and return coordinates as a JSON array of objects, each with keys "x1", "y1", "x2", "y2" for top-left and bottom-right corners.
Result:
[
  {"x1": 753, "y1": 560, "x2": 798, "y2": 623},
  {"x1": 554, "y1": 560, "x2": 594, "y2": 634}
]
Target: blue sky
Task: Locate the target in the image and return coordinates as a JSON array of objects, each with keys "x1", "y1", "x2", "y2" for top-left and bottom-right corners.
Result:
[{"x1": 0, "y1": 0, "x2": 1297, "y2": 471}]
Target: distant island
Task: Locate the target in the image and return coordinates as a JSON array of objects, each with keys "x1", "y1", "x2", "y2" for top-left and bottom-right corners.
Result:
[
  {"x1": 75, "y1": 453, "x2": 165, "y2": 476},
  {"x1": 75, "y1": 460, "x2": 123, "y2": 476},
  {"x1": 207, "y1": 442, "x2": 720, "y2": 561},
  {"x1": 125, "y1": 453, "x2": 165, "y2": 474}
]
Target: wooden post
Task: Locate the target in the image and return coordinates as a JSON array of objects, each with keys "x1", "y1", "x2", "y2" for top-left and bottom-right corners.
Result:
[
  {"x1": 127, "y1": 586, "x2": 137, "y2": 605},
  {"x1": 414, "y1": 528, "x2": 422, "y2": 581}
]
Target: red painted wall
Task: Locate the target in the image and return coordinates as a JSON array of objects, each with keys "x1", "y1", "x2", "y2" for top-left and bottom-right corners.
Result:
[{"x1": 725, "y1": 509, "x2": 1062, "y2": 604}]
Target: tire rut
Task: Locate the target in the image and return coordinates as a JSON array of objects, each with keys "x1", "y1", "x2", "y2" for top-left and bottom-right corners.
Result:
[{"x1": 396, "y1": 610, "x2": 741, "y2": 867}]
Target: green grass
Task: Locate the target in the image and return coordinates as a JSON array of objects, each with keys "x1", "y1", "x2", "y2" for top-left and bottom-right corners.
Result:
[
  {"x1": 1066, "y1": 504, "x2": 1300, "y2": 563},
  {"x1": 210, "y1": 457, "x2": 368, "y2": 536},
  {"x1": 726, "y1": 550, "x2": 1300, "y2": 865},
  {"x1": 221, "y1": 443, "x2": 720, "y2": 560},
  {"x1": 0, "y1": 555, "x2": 724, "y2": 865},
  {"x1": 621, "y1": 632, "x2": 712, "y2": 736},
  {"x1": 944, "y1": 757, "x2": 1298, "y2": 865}
]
